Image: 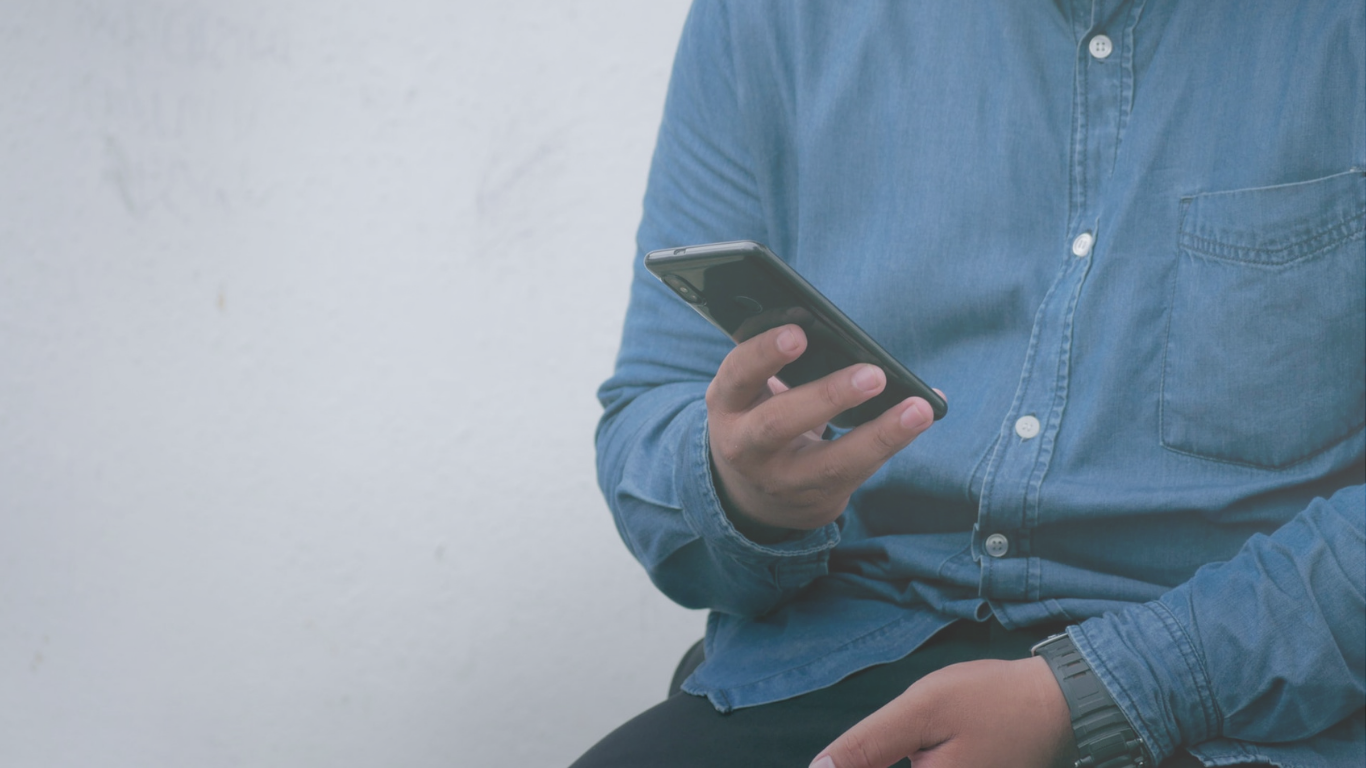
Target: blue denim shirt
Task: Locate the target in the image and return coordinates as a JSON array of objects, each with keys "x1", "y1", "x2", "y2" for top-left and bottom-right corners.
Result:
[{"x1": 595, "y1": 2, "x2": 1365, "y2": 765}]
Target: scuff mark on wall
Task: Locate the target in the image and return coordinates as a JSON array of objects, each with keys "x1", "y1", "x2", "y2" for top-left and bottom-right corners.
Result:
[{"x1": 74, "y1": 0, "x2": 292, "y2": 69}]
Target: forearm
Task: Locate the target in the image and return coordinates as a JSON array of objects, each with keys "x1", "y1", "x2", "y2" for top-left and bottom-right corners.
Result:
[{"x1": 1070, "y1": 484, "x2": 1366, "y2": 762}]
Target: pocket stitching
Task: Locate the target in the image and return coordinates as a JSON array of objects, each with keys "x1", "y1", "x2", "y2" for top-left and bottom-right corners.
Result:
[
  {"x1": 1159, "y1": 416, "x2": 1366, "y2": 470},
  {"x1": 1157, "y1": 244, "x2": 1179, "y2": 464},
  {"x1": 1177, "y1": 211, "x2": 1365, "y2": 269}
]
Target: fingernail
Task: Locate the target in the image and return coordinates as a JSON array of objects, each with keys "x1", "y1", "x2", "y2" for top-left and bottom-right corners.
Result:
[
  {"x1": 777, "y1": 329, "x2": 800, "y2": 354},
  {"x1": 852, "y1": 366, "x2": 883, "y2": 393},
  {"x1": 901, "y1": 399, "x2": 932, "y2": 429},
  {"x1": 810, "y1": 757, "x2": 836, "y2": 768}
]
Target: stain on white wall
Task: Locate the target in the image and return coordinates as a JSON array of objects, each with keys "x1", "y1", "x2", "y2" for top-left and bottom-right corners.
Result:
[{"x1": 0, "y1": 2, "x2": 702, "y2": 766}]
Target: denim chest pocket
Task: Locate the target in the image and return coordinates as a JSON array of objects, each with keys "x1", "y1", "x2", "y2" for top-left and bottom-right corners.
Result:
[{"x1": 1161, "y1": 169, "x2": 1366, "y2": 469}]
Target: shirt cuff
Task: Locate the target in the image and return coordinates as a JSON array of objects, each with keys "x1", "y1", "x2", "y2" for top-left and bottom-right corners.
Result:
[
  {"x1": 1069, "y1": 601, "x2": 1221, "y2": 765},
  {"x1": 675, "y1": 403, "x2": 840, "y2": 588}
]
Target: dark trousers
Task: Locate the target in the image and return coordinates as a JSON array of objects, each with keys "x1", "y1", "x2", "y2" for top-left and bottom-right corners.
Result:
[{"x1": 570, "y1": 619, "x2": 1203, "y2": 768}]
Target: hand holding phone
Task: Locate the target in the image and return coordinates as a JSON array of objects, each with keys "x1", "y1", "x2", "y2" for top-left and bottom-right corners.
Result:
[
  {"x1": 704, "y1": 323, "x2": 938, "y2": 537},
  {"x1": 646, "y1": 241, "x2": 946, "y2": 426},
  {"x1": 646, "y1": 241, "x2": 944, "y2": 536}
]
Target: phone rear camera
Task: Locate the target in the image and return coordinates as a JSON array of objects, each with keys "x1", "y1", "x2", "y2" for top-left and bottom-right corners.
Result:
[{"x1": 663, "y1": 274, "x2": 706, "y2": 305}]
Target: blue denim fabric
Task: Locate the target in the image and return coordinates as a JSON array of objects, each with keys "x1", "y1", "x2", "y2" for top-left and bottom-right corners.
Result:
[{"x1": 595, "y1": 2, "x2": 1366, "y2": 765}]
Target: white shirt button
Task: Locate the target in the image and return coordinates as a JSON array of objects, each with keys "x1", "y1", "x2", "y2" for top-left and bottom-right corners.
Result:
[
  {"x1": 1015, "y1": 415, "x2": 1041, "y2": 440},
  {"x1": 1089, "y1": 34, "x2": 1113, "y2": 60},
  {"x1": 985, "y1": 533, "x2": 1010, "y2": 558},
  {"x1": 1072, "y1": 231, "x2": 1094, "y2": 258}
]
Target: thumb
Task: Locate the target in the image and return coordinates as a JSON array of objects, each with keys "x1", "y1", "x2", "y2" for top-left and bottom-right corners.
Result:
[{"x1": 809, "y1": 697, "x2": 930, "y2": 768}]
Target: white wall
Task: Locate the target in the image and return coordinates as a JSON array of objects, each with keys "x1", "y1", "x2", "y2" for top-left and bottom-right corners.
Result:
[{"x1": 0, "y1": 2, "x2": 703, "y2": 766}]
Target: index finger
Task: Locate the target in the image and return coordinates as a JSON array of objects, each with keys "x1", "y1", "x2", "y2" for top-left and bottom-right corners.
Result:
[
  {"x1": 810, "y1": 691, "x2": 932, "y2": 768},
  {"x1": 706, "y1": 325, "x2": 807, "y2": 414}
]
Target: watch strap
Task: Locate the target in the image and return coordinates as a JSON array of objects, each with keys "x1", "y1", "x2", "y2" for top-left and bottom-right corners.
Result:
[{"x1": 1032, "y1": 633, "x2": 1151, "y2": 768}]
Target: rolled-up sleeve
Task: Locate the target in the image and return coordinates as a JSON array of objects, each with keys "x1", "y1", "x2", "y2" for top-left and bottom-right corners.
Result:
[{"x1": 1069, "y1": 484, "x2": 1366, "y2": 764}]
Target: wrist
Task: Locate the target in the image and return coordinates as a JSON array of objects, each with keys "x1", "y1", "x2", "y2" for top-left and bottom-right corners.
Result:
[
  {"x1": 1032, "y1": 633, "x2": 1152, "y2": 768},
  {"x1": 1022, "y1": 656, "x2": 1079, "y2": 766}
]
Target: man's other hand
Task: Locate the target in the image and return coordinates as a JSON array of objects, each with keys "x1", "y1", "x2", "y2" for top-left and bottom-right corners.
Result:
[
  {"x1": 810, "y1": 657, "x2": 1077, "y2": 768},
  {"x1": 706, "y1": 324, "x2": 937, "y2": 535}
]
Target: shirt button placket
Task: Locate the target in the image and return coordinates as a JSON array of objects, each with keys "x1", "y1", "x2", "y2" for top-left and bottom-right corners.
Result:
[{"x1": 977, "y1": 13, "x2": 1124, "y2": 613}]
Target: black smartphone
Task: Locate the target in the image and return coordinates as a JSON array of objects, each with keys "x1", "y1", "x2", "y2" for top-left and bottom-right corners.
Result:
[{"x1": 644, "y1": 240, "x2": 947, "y2": 427}]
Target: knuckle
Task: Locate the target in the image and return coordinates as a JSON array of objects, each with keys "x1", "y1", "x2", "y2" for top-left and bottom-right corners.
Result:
[
  {"x1": 751, "y1": 408, "x2": 788, "y2": 446},
  {"x1": 738, "y1": 333, "x2": 774, "y2": 362},
  {"x1": 821, "y1": 375, "x2": 849, "y2": 409},
  {"x1": 704, "y1": 379, "x2": 722, "y2": 410},
  {"x1": 713, "y1": 435, "x2": 742, "y2": 466},
  {"x1": 874, "y1": 423, "x2": 906, "y2": 454},
  {"x1": 817, "y1": 459, "x2": 853, "y2": 488},
  {"x1": 843, "y1": 731, "x2": 880, "y2": 768}
]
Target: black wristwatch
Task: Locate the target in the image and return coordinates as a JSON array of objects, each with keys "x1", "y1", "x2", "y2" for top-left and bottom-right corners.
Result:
[{"x1": 1032, "y1": 633, "x2": 1152, "y2": 768}]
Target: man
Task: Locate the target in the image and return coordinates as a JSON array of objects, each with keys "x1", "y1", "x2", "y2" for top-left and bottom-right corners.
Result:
[{"x1": 577, "y1": 2, "x2": 1364, "y2": 766}]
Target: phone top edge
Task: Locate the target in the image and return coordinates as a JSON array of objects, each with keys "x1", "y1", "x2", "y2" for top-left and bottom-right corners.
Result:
[{"x1": 644, "y1": 240, "x2": 768, "y2": 266}]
